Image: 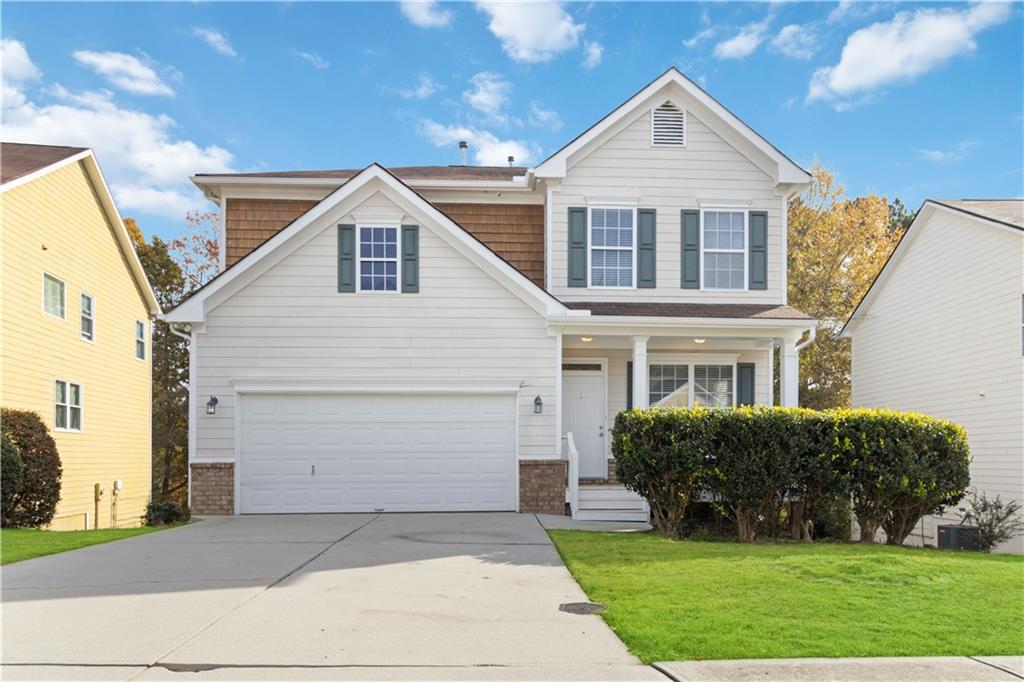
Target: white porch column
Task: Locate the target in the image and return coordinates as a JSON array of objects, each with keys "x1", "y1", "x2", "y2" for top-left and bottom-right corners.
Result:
[
  {"x1": 632, "y1": 335, "x2": 649, "y2": 409},
  {"x1": 779, "y1": 337, "x2": 799, "y2": 407}
]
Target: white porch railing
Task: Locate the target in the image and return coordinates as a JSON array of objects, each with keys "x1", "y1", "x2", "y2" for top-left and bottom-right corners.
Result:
[{"x1": 565, "y1": 432, "x2": 580, "y2": 519}]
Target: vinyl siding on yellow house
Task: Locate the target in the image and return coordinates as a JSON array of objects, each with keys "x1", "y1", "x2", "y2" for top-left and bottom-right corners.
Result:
[{"x1": 1, "y1": 159, "x2": 153, "y2": 530}]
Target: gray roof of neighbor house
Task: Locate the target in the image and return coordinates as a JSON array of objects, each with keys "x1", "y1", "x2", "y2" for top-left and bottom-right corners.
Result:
[
  {"x1": 565, "y1": 302, "x2": 812, "y2": 320},
  {"x1": 1, "y1": 142, "x2": 89, "y2": 185},
  {"x1": 195, "y1": 165, "x2": 529, "y2": 182},
  {"x1": 930, "y1": 199, "x2": 1023, "y2": 230}
]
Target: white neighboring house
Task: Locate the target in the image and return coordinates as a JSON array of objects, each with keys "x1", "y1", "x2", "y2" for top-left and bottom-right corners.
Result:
[
  {"x1": 841, "y1": 199, "x2": 1024, "y2": 553},
  {"x1": 164, "y1": 68, "x2": 816, "y2": 520}
]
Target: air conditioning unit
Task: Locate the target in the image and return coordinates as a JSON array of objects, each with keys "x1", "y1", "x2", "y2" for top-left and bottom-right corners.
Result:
[{"x1": 937, "y1": 524, "x2": 981, "y2": 551}]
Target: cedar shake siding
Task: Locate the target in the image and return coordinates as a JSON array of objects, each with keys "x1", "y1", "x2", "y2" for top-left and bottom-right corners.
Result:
[
  {"x1": 434, "y1": 203, "x2": 545, "y2": 287},
  {"x1": 224, "y1": 199, "x2": 546, "y2": 285},
  {"x1": 225, "y1": 198, "x2": 319, "y2": 267}
]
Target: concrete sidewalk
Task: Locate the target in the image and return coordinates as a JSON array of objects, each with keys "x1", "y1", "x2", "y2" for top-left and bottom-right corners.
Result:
[{"x1": 654, "y1": 656, "x2": 1024, "y2": 681}]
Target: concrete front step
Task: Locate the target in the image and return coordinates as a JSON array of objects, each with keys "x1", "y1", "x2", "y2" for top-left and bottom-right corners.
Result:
[
  {"x1": 575, "y1": 509, "x2": 651, "y2": 522},
  {"x1": 578, "y1": 485, "x2": 644, "y2": 501},
  {"x1": 578, "y1": 498, "x2": 646, "y2": 510}
]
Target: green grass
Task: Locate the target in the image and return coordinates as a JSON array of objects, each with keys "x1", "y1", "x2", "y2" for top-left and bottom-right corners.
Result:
[
  {"x1": 0, "y1": 526, "x2": 171, "y2": 565},
  {"x1": 548, "y1": 530, "x2": 1024, "y2": 663}
]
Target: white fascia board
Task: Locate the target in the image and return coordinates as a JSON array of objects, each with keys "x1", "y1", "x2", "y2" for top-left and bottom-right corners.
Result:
[
  {"x1": 192, "y1": 174, "x2": 534, "y2": 201},
  {"x1": 548, "y1": 315, "x2": 814, "y2": 338},
  {"x1": 0, "y1": 149, "x2": 92, "y2": 193}
]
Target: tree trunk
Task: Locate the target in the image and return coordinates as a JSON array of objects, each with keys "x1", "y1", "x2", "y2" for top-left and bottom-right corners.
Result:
[
  {"x1": 790, "y1": 500, "x2": 805, "y2": 540},
  {"x1": 859, "y1": 523, "x2": 878, "y2": 543}
]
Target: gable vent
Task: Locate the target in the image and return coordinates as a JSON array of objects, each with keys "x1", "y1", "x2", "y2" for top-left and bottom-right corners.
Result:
[{"x1": 651, "y1": 101, "x2": 686, "y2": 147}]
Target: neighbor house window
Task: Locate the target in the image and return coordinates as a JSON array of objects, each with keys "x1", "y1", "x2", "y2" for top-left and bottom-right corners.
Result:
[
  {"x1": 80, "y1": 293, "x2": 94, "y2": 341},
  {"x1": 703, "y1": 211, "x2": 745, "y2": 289},
  {"x1": 135, "y1": 321, "x2": 146, "y2": 360},
  {"x1": 358, "y1": 227, "x2": 398, "y2": 292},
  {"x1": 43, "y1": 273, "x2": 66, "y2": 319},
  {"x1": 590, "y1": 207, "x2": 634, "y2": 287},
  {"x1": 649, "y1": 364, "x2": 689, "y2": 405},
  {"x1": 694, "y1": 365, "x2": 733, "y2": 407},
  {"x1": 55, "y1": 380, "x2": 82, "y2": 431}
]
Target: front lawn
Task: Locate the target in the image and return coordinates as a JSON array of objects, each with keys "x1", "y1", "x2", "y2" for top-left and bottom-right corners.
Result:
[
  {"x1": 0, "y1": 526, "x2": 169, "y2": 565},
  {"x1": 548, "y1": 530, "x2": 1024, "y2": 663}
]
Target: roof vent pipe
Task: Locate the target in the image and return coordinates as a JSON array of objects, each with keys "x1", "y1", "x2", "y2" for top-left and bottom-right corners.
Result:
[
  {"x1": 507, "y1": 155, "x2": 515, "y2": 167},
  {"x1": 458, "y1": 140, "x2": 468, "y2": 166}
]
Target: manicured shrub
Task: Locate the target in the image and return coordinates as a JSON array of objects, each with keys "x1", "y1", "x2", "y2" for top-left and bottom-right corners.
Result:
[
  {"x1": 144, "y1": 499, "x2": 190, "y2": 526},
  {"x1": 961, "y1": 490, "x2": 1024, "y2": 552},
  {"x1": 1, "y1": 434, "x2": 25, "y2": 526},
  {"x1": 0, "y1": 409, "x2": 62, "y2": 528},
  {"x1": 788, "y1": 410, "x2": 849, "y2": 541},
  {"x1": 613, "y1": 407, "x2": 711, "y2": 538}
]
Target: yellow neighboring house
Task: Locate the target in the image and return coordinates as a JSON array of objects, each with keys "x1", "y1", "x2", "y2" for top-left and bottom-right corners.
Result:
[{"x1": 1, "y1": 143, "x2": 160, "y2": 530}]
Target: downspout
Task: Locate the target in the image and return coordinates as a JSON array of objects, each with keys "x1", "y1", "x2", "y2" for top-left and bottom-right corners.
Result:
[
  {"x1": 795, "y1": 326, "x2": 816, "y2": 352},
  {"x1": 168, "y1": 323, "x2": 194, "y2": 507}
]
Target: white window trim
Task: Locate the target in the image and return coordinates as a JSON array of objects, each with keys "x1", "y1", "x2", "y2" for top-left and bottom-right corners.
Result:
[
  {"x1": 586, "y1": 205, "x2": 637, "y2": 290},
  {"x1": 135, "y1": 320, "x2": 147, "y2": 361},
  {"x1": 42, "y1": 272, "x2": 66, "y2": 320},
  {"x1": 699, "y1": 208, "x2": 749, "y2": 292},
  {"x1": 80, "y1": 292, "x2": 95, "y2": 343},
  {"x1": 355, "y1": 223, "x2": 402, "y2": 295},
  {"x1": 54, "y1": 378, "x2": 84, "y2": 433},
  {"x1": 650, "y1": 102, "x2": 687, "y2": 148},
  {"x1": 647, "y1": 353, "x2": 740, "y2": 408}
]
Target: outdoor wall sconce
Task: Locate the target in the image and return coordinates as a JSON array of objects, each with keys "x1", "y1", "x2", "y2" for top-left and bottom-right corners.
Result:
[
  {"x1": 534, "y1": 396, "x2": 543, "y2": 414},
  {"x1": 206, "y1": 396, "x2": 219, "y2": 415}
]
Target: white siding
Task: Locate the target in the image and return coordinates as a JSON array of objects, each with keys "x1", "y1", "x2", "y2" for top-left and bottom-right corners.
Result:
[
  {"x1": 850, "y1": 209, "x2": 1024, "y2": 553},
  {"x1": 548, "y1": 91, "x2": 785, "y2": 304},
  {"x1": 195, "y1": 189, "x2": 558, "y2": 463}
]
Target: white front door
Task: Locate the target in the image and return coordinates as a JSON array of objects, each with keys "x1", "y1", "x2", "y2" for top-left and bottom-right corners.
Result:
[{"x1": 562, "y1": 373, "x2": 606, "y2": 478}]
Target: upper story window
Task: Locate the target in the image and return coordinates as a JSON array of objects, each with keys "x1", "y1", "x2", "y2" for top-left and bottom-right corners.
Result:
[
  {"x1": 55, "y1": 379, "x2": 83, "y2": 431},
  {"x1": 80, "y1": 293, "x2": 94, "y2": 341},
  {"x1": 651, "y1": 101, "x2": 686, "y2": 146},
  {"x1": 43, "y1": 273, "x2": 65, "y2": 319},
  {"x1": 358, "y1": 227, "x2": 398, "y2": 292},
  {"x1": 703, "y1": 210, "x2": 746, "y2": 290},
  {"x1": 590, "y1": 207, "x2": 634, "y2": 288},
  {"x1": 135, "y1": 320, "x2": 146, "y2": 360}
]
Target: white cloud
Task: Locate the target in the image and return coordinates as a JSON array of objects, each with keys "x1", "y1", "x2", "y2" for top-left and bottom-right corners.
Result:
[
  {"x1": 2, "y1": 42, "x2": 234, "y2": 219},
  {"x1": 72, "y1": 50, "x2": 174, "y2": 96},
  {"x1": 714, "y1": 18, "x2": 771, "y2": 59},
  {"x1": 770, "y1": 24, "x2": 817, "y2": 60},
  {"x1": 915, "y1": 139, "x2": 980, "y2": 162},
  {"x1": 419, "y1": 119, "x2": 539, "y2": 166},
  {"x1": 398, "y1": 73, "x2": 443, "y2": 100},
  {"x1": 463, "y1": 71, "x2": 512, "y2": 124},
  {"x1": 292, "y1": 50, "x2": 329, "y2": 69},
  {"x1": 192, "y1": 27, "x2": 239, "y2": 58},
  {"x1": 827, "y1": 1, "x2": 884, "y2": 26},
  {"x1": 528, "y1": 101, "x2": 562, "y2": 131},
  {"x1": 809, "y1": 3, "x2": 1012, "y2": 106},
  {"x1": 400, "y1": 1, "x2": 453, "y2": 28},
  {"x1": 581, "y1": 41, "x2": 603, "y2": 69},
  {"x1": 1, "y1": 39, "x2": 41, "y2": 108},
  {"x1": 475, "y1": 1, "x2": 585, "y2": 63},
  {"x1": 683, "y1": 27, "x2": 717, "y2": 49}
]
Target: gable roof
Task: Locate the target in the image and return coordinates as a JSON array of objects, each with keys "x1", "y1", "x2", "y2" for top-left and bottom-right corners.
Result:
[
  {"x1": 197, "y1": 165, "x2": 528, "y2": 182},
  {"x1": 1, "y1": 143, "x2": 160, "y2": 316},
  {"x1": 164, "y1": 164, "x2": 567, "y2": 323},
  {"x1": 533, "y1": 67, "x2": 811, "y2": 187},
  {"x1": 840, "y1": 198, "x2": 1023, "y2": 338}
]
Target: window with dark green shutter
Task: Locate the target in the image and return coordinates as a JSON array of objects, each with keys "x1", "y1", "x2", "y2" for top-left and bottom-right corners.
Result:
[
  {"x1": 749, "y1": 211, "x2": 768, "y2": 290},
  {"x1": 337, "y1": 224, "x2": 356, "y2": 292},
  {"x1": 637, "y1": 208, "x2": 656, "y2": 288},
  {"x1": 401, "y1": 225, "x2": 419, "y2": 293},
  {"x1": 737, "y1": 363, "x2": 755, "y2": 405},
  {"x1": 681, "y1": 210, "x2": 700, "y2": 288},
  {"x1": 567, "y1": 207, "x2": 587, "y2": 287}
]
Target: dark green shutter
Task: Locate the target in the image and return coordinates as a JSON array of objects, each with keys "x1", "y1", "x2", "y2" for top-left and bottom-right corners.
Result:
[
  {"x1": 568, "y1": 207, "x2": 587, "y2": 287},
  {"x1": 337, "y1": 224, "x2": 356, "y2": 292},
  {"x1": 737, "y1": 363, "x2": 755, "y2": 406},
  {"x1": 637, "y1": 209, "x2": 657, "y2": 288},
  {"x1": 626, "y1": 361, "x2": 633, "y2": 409},
  {"x1": 749, "y1": 211, "x2": 768, "y2": 290},
  {"x1": 681, "y1": 209, "x2": 700, "y2": 289},
  {"x1": 401, "y1": 224, "x2": 419, "y2": 293}
]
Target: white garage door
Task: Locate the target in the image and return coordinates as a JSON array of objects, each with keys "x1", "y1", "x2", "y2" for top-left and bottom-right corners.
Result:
[{"x1": 239, "y1": 392, "x2": 517, "y2": 513}]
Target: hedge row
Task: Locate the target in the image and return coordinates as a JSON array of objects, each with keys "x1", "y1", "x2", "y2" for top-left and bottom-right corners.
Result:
[
  {"x1": 1, "y1": 409, "x2": 63, "y2": 528},
  {"x1": 612, "y1": 406, "x2": 970, "y2": 543}
]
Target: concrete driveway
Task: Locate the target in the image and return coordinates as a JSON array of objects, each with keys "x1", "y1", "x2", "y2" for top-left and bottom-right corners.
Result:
[{"x1": 2, "y1": 513, "x2": 660, "y2": 681}]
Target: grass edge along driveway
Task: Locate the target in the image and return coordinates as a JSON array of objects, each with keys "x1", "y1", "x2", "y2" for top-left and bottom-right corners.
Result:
[
  {"x1": 1, "y1": 525, "x2": 171, "y2": 565},
  {"x1": 548, "y1": 530, "x2": 1024, "y2": 664}
]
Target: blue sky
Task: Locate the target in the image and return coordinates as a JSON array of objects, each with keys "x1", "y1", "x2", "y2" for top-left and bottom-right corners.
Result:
[{"x1": 3, "y1": 1, "x2": 1021, "y2": 240}]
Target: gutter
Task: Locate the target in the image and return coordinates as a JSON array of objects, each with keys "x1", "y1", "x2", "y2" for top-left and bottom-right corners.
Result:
[{"x1": 795, "y1": 325, "x2": 816, "y2": 352}]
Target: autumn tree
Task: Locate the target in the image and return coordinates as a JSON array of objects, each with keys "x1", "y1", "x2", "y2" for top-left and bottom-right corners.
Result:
[
  {"x1": 786, "y1": 165, "x2": 904, "y2": 409},
  {"x1": 170, "y1": 210, "x2": 220, "y2": 292}
]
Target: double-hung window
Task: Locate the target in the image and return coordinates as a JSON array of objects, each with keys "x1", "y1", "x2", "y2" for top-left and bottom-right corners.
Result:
[
  {"x1": 358, "y1": 226, "x2": 398, "y2": 292},
  {"x1": 135, "y1": 321, "x2": 146, "y2": 360},
  {"x1": 694, "y1": 365, "x2": 734, "y2": 407},
  {"x1": 43, "y1": 273, "x2": 66, "y2": 319},
  {"x1": 55, "y1": 379, "x2": 82, "y2": 431},
  {"x1": 81, "y1": 294, "x2": 94, "y2": 341},
  {"x1": 590, "y1": 207, "x2": 634, "y2": 288},
  {"x1": 646, "y1": 360, "x2": 735, "y2": 408},
  {"x1": 649, "y1": 364, "x2": 689, "y2": 406},
  {"x1": 703, "y1": 211, "x2": 746, "y2": 289}
]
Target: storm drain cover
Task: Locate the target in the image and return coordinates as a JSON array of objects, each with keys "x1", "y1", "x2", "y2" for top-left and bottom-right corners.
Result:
[{"x1": 559, "y1": 601, "x2": 606, "y2": 615}]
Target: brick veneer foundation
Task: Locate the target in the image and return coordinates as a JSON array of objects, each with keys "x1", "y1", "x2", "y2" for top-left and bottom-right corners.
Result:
[
  {"x1": 190, "y1": 462, "x2": 234, "y2": 515},
  {"x1": 518, "y1": 460, "x2": 567, "y2": 515}
]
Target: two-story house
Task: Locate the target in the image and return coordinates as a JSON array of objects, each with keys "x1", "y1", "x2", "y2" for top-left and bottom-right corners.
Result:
[
  {"x1": 1, "y1": 143, "x2": 160, "y2": 530},
  {"x1": 164, "y1": 68, "x2": 815, "y2": 520}
]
